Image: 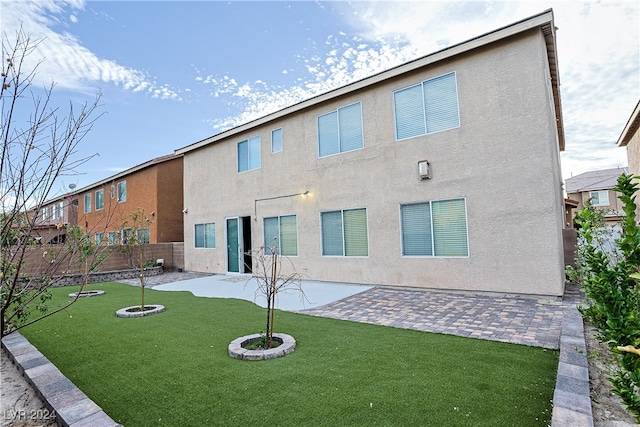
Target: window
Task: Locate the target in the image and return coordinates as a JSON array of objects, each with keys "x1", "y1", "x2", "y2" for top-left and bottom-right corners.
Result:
[
  {"x1": 589, "y1": 190, "x2": 610, "y2": 206},
  {"x1": 264, "y1": 215, "x2": 297, "y2": 256},
  {"x1": 321, "y1": 208, "x2": 368, "y2": 256},
  {"x1": 55, "y1": 201, "x2": 63, "y2": 219},
  {"x1": 394, "y1": 72, "x2": 460, "y2": 140},
  {"x1": 107, "y1": 231, "x2": 119, "y2": 245},
  {"x1": 84, "y1": 194, "x2": 91, "y2": 213},
  {"x1": 237, "y1": 136, "x2": 261, "y2": 172},
  {"x1": 121, "y1": 228, "x2": 133, "y2": 245},
  {"x1": 95, "y1": 232, "x2": 104, "y2": 244},
  {"x1": 271, "y1": 128, "x2": 282, "y2": 153},
  {"x1": 48, "y1": 206, "x2": 53, "y2": 220},
  {"x1": 195, "y1": 223, "x2": 215, "y2": 248},
  {"x1": 137, "y1": 228, "x2": 150, "y2": 244},
  {"x1": 95, "y1": 189, "x2": 104, "y2": 210},
  {"x1": 318, "y1": 102, "x2": 364, "y2": 157},
  {"x1": 400, "y1": 198, "x2": 468, "y2": 257},
  {"x1": 117, "y1": 181, "x2": 126, "y2": 202},
  {"x1": 110, "y1": 185, "x2": 115, "y2": 199}
]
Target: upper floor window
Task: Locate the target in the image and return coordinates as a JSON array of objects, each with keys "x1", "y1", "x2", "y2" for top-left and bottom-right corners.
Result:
[
  {"x1": 95, "y1": 189, "x2": 104, "y2": 210},
  {"x1": 110, "y1": 184, "x2": 115, "y2": 199},
  {"x1": 271, "y1": 128, "x2": 283, "y2": 153},
  {"x1": 84, "y1": 194, "x2": 91, "y2": 213},
  {"x1": 238, "y1": 136, "x2": 261, "y2": 172},
  {"x1": 394, "y1": 72, "x2": 460, "y2": 140},
  {"x1": 400, "y1": 198, "x2": 468, "y2": 257},
  {"x1": 321, "y1": 208, "x2": 368, "y2": 256},
  {"x1": 55, "y1": 201, "x2": 63, "y2": 219},
  {"x1": 95, "y1": 232, "x2": 104, "y2": 244},
  {"x1": 318, "y1": 102, "x2": 363, "y2": 157},
  {"x1": 264, "y1": 215, "x2": 297, "y2": 256},
  {"x1": 589, "y1": 190, "x2": 610, "y2": 206},
  {"x1": 117, "y1": 181, "x2": 126, "y2": 203}
]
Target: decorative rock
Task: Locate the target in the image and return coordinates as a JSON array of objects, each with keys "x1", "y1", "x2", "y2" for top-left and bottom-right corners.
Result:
[
  {"x1": 115, "y1": 305, "x2": 165, "y2": 318},
  {"x1": 228, "y1": 333, "x2": 296, "y2": 360},
  {"x1": 68, "y1": 290, "x2": 106, "y2": 298}
]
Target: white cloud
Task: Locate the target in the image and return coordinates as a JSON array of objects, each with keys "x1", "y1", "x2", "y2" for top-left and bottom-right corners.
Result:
[
  {"x1": 1, "y1": 0, "x2": 180, "y2": 99},
  {"x1": 201, "y1": 1, "x2": 639, "y2": 180}
]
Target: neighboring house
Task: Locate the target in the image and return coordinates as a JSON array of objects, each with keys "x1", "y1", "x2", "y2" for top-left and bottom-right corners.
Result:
[
  {"x1": 565, "y1": 168, "x2": 627, "y2": 226},
  {"x1": 28, "y1": 193, "x2": 79, "y2": 244},
  {"x1": 617, "y1": 100, "x2": 640, "y2": 221},
  {"x1": 76, "y1": 154, "x2": 184, "y2": 245},
  {"x1": 176, "y1": 10, "x2": 566, "y2": 296}
]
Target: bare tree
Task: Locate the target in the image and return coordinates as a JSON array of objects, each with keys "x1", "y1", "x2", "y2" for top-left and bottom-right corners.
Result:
[
  {"x1": 1, "y1": 28, "x2": 104, "y2": 337},
  {"x1": 250, "y1": 239, "x2": 306, "y2": 349},
  {"x1": 118, "y1": 208, "x2": 154, "y2": 310}
]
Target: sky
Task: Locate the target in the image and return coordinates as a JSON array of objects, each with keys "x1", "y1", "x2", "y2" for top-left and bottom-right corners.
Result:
[{"x1": 1, "y1": 0, "x2": 639, "y2": 196}]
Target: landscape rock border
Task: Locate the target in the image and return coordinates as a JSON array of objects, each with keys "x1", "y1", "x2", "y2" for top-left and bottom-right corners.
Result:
[
  {"x1": 115, "y1": 305, "x2": 165, "y2": 318},
  {"x1": 68, "y1": 290, "x2": 106, "y2": 298},
  {"x1": 228, "y1": 333, "x2": 296, "y2": 360}
]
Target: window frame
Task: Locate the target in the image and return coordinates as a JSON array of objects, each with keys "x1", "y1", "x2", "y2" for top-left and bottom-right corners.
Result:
[
  {"x1": 84, "y1": 193, "x2": 91, "y2": 213},
  {"x1": 95, "y1": 189, "x2": 104, "y2": 211},
  {"x1": 195, "y1": 223, "x2": 216, "y2": 248},
  {"x1": 320, "y1": 208, "x2": 369, "y2": 257},
  {"x1": 237, "y1": 135, "x2": 261, "y2": 173},
  {"x1": 137, "y1": 228, "x2": 150, "y2": 244},
  {"x1": 107, "y1": 231, "x2": 119, "y2": 245},
  {"x1": 393, "y1": 71, "x2": 460, "y2": 141},
  {"x1": 263, "y1": 215, "x2": 298, "y2": 256},
  {"x1": 117, "y1": 181, "x2": 126, "y2": 203},
  {"x1": 271, "y1": 128, "x2": 283, "y2": 153},
  {"x1": 589, "y1": 190, "x2": 610, "y2": 207},
  {"x1": 399, "y1": 198, "x2": 469, "y2": 258},
  {"x1": 317, "y1": 102, "x2": 364, "y2": 158}
]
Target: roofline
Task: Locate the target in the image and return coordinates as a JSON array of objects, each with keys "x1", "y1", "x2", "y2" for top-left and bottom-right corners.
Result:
[
  {"x1": 176, "y1": 9, "x2": 564, "y2": 154},
  {"x1": 70, "y1": 153, "x2": 183, "y2": 196},
  {"x1": 617, "y1": 100, "x2": 640, "y2": 147}
]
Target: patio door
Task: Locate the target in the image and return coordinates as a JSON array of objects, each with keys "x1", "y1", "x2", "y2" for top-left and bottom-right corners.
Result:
[{"x1": 226, "y1": 216, "x2": 252, "y2": 273}]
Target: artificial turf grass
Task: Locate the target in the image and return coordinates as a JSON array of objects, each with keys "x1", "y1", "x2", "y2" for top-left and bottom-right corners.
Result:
[{"x1": 20, "y1": 282, "x2": 558, "y2": 426}]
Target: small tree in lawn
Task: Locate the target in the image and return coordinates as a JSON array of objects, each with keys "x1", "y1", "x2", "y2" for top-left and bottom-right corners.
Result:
[
  {"x1": 1, "y1": 28, "x2": 103, "y2": 337},
  {"x1": 250, "y1": 238, "x2": 305, "y2": 349},
  {"x1": 66, "y1": 225, "x2": 110, "y2": 294},
  {"x1": 119, "y1": 208, "x2": 153, "y2": 309}
]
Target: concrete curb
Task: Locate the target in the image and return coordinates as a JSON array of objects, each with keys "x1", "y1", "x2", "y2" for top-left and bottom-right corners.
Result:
[
  {"x1": 1, "y1": 331, "x2": 121, "y2": 427},
  {"x1": 551, "y1": 306, "x2": 594, "y2": 426}
]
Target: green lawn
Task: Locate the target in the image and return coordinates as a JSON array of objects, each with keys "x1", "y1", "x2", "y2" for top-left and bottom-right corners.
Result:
[{"x1": 20, "y1": 282, "x2": 558, "y2": 426}]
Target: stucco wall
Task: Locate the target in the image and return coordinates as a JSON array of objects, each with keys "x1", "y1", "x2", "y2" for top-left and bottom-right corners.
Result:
[{"x1": 182, "y1": 28, "x2": 565, "y2": 296}]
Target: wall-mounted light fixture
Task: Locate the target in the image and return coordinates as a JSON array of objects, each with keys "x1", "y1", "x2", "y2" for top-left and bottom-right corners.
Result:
[
  {"x1": 418, "y1": 160, "x2": 431, "y2": 180},
  {"x1": 182, "y1": 207, "x2": 188, "y2": 214},
  {"x1": 254, "y1": 190, "x2": 311, "y2": 219}
]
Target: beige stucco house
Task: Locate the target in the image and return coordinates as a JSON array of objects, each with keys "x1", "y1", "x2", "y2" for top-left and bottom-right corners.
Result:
[
  {"x1": 617, "y1": 100, "x2": 640, "y2": 221},
  {"x1": 176, "y1": 10, "x2": 566, "y2": 297},
  {"x1": 565, "y1": 168, "x2": 627, "y2": 226}
]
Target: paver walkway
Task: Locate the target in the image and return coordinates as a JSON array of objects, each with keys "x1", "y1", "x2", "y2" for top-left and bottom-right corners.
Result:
[
  {"x1": 299, "y1": 286, "x2": 570, "y2": 349},
  {"x1": 130, "y1": 272, "x2": 576, "y2": 350}
]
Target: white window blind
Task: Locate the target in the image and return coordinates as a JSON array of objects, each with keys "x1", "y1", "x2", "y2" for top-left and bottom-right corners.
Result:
[
  {"x1": 321, "y1": 208, "x2": 368, "y2": 256},
  {"x1": 401, "y1": 199, "x2": 468, "y2": 257},
  {"x1": 394, "y1": 72, "x2": 460, "y2": 140},
  {"x1": 318, "y1": 103, "x2": 363, "y2": 157}
]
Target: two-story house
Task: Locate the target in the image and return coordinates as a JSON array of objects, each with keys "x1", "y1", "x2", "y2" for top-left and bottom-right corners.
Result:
[
  {"x1": 76, "y1": 153, "x2": 184, "y2": 245},
  {"x1": 617, "y1": 100, "x2": 640, "y2": 221},
  {"x1": 565, "y1": 168, "x2": 628, "y2": 226},
  {"x1": 176, "y1": 10, "x2": 566, "y2": 297},
  {"x1": 29, "y1": 193, "x2": 78, "y2": 244}
]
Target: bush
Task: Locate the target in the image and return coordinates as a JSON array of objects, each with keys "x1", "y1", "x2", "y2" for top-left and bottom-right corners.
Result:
[{"x1": 570, "y1": 173, "x2": 640, "y2": 421}]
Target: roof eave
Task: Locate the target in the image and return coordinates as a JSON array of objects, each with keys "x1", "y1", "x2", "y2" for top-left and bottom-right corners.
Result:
[
  {"x1": 617, "y1": 100, "x2": 640, "y2": 147},
  {"x1": 176, "y1": 9, "x2": 563, "y2": 155}
]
